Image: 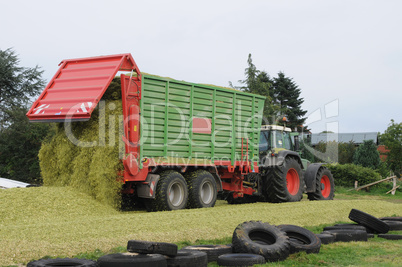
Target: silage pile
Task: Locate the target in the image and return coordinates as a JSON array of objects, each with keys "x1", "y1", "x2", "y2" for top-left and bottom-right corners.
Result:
[{"x1": 39, "y1": 78, "x2": 125, "y2": 208}]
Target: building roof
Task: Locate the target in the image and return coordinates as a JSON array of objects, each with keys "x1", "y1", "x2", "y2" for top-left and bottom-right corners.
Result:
[
  {"x1": 0, "y1": 177, "x2": 31, "y2": 189},
  {"x1": 310, "y1": 132, "x2": 378, "y2": 145}
]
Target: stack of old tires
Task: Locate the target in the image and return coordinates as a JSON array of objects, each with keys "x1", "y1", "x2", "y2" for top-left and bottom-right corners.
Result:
[
  {"x1": 316, "y1": 209, "x2": 402, "y2": 244},
  {"x1": 26, "y1": 210, "x2": 401, "y2": 267}
]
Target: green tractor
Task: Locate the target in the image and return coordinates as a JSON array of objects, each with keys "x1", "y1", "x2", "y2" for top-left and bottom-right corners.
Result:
[
  {"x1": 258, "y1": 124, "x2": 335, "y2": 202},
  {"x1": 228, "y1": 124, "x2": 335, "y2": 204}
]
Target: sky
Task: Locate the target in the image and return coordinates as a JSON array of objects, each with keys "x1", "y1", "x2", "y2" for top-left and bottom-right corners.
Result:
[{"x1": 1, "y1": 0, "x2": 401, "y2": 134}]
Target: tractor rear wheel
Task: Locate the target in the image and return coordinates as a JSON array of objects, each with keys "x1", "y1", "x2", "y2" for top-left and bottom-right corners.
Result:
[
  {"x1": 265, "y1": 157, "x2": 304, "y2": 202},
  {"x1": 307, "y1": 167, "x2": 335, "y2": 200},
  {"x1": 144, "y1": 170, "x2": 188, "y2": 211}
]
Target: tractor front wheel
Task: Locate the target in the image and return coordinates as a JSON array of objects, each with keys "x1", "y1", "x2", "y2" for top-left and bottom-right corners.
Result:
[{"x1": 307, "y1": 167, "x2": 335, "y2": 201}]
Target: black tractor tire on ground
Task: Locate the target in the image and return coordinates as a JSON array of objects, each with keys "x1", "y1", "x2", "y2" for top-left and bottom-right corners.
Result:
[
  {"x1": 27, "y1": 258, "x2": 98, "y2": 267},
  {"x1": 265, "y1": 157, "x2": 304, "y2": 203},
  {"x1": 217, "y1": 253, "x2": 266, "y2": 266},
  {"x1": 321, "y1": 230, "x2": 368, "y2": 242},
  {"x1": 307, "y1": 167, "x2": 335, "y2": 201},
  {"x1": 383, "y1": 220, "x2": 402, "y2": 231},
  {"x1": 379, "y1": 216, "x2": 402, "y2": 222},
  {"x1": 181, "y1": 244, "x2": 232, "y2": 262},
  {"x1": 144, "y1": 170, "x2": 188, "y2": 211},
  {"x1": 349, "y1": 209, "x2": 390, "y2": 234},
  {"x1": 277, "y1": 224, "x2": 321, "y2": 254},
  {"x1": 367, "y1": 233, "x2": 375, "y2": 238},
  {"x1": 166, "y1": 250, "x2": 208, "y2": 267},
  {"x1": 185, "y1": 170, "x2": 217, "y2": 209},
  {"x1": 315, "y1": 234, "x2": 335, "y2": 244},
  {"x1": 377, "y1": 234, "x2": 402, "y2": 240},
  {"x1": 127, "y1": 240, "x2": 178, "y2": 257},
  {"x1": 324, "y1": 225, "x2": 367, "y2": 231},
  {"x1": 97, "y1": 253, "x2": 167, "y2": 267},
  {"x1": 232, "y1": 221, "x2": 290, "y2": 262}
]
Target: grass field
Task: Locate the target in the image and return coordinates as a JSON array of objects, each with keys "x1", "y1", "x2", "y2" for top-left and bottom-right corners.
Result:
[{"x1": 0, "y1": 186, "x2": 401, "y2": 266}]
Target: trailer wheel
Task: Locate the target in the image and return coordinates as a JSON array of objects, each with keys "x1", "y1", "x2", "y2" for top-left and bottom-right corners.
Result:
[
  {"x1": 232, "y1": 221, "x2": 290, "y2": 262},
  {"x1": 307, "y1": 167, "x2": 335, "y2": 201},
  {"x1": 145, "y1": 170, "x2": 188, "y2": 211},
  {"x1": 185, "y1": 170, "x2": 217, "y2": 209},
  {"x1": 27, "y1": 258, "x2": 97, "y2": 267},
  {"x1": 265, "y1": 157, "x2": 304, "y2": 203},
  {"x1": 97, "y1": 253, "x2": 166, "y2": 267}
]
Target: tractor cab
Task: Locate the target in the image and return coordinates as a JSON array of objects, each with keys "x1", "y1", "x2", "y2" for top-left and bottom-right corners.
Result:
[{"x1": 259, "y1": 125, "x2": 300, "y2": 155}]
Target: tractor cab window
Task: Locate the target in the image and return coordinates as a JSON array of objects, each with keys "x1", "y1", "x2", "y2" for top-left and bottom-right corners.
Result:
[
  {"x1": 283, "y1": 132, "x2": 293, "y2": 150},
  {"x1": 259, "y1": 131, "x2": 271, "y2": 152}
]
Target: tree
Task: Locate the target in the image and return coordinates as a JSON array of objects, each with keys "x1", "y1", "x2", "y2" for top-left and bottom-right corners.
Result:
[
  {"x1": 353, "y1": 140, "x2": 381, "y2": 169},
  {"x1": 0, "y1": 48, "x2": 48, "y2": 183},
  {"x1": 380, "y1": 119, "x2": 402, "y2": 176},
  {"x1": 0, "y1": 48, "x2": 44, "y2": 127},
  {"x1": 271, "y1": 72, "x2": 308, "y2": 131}
]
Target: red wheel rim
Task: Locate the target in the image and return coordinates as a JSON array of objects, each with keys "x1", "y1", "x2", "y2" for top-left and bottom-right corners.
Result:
[
  {"x1": 286, "y1": 168, "x2": 300, "y2": 195},
  {"x1": 321, "y1": 175, "x2": 331, "y2": 198}
]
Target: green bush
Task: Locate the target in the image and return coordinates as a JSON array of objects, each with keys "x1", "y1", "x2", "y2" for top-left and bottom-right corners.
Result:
[
  {"x1": 353, "y1": 140, "x2": 381, "y2": 169},
  {"x1": 327, "y1": 163, "x2": 382, "y2": 187}
]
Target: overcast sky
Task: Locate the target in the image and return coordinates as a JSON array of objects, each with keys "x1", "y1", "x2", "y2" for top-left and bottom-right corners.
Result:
[{"x1": 1, "y1": 0, "x2": 401, "y2": 133}]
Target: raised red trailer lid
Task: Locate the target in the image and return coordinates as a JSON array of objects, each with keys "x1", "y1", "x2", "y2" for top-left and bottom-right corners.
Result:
[{"x1": 27, "y1": 53, "x2": 139, "y2": 122}]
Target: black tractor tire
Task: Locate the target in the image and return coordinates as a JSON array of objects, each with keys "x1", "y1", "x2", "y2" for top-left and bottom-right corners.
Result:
[
  {"x1": 185, "y1": 170, "x2": 217, "y2": 209},
  {"x1": 321, "y1": 230, "x2": 368, "y2": 242},
  {"x1": 127, "y1": 240, "x2": 178, "y2": 257},
  {"x1": 277, "y1": 224, "x2": 321, "y2": 254},
  {"x1": 166, "y1": 250, "x2": 208, "y2": 267},
  {"x1": 181, "y1": 244, "x2": 232, "y2": 262},
  {"x1": 307, "y1": 167, "x2": 335, "y2": 201},
  {"x1": 315, "y1": 234, "x2": 335, "y2": 244},
  {"x1": 145, "y1": 170, "x2": 188, "y2": 211},
  {"x1": 379, "y1": 216, "x2": 402, "y2": 222},
  {"x1": 97, "y1": 253, "x2": 167, "y2": 267},
  {"x1": 383, "y1": 220, "x2": 402, "y2": 231},
  {"x1": 349, "y1": 209, "x2": 390, "y2": 234},
  {"x1": 265, "y1": 157, "x2": 304, "y2": 203},
  {"x1": 232, "y1": 221, "x2": 290, "y2": 262},
  {"x1": 27, "y1": 258, "x2": 98, "y2": 267},
  {"x1": 217, "y1": 253, "x2": 266, "y2": 266},
  {"x1": 377, "y1": 234, "x2": 402, "y2": 240},
  {"x1": 324, "y1": 225, "x2": 367, "y2": 231}
]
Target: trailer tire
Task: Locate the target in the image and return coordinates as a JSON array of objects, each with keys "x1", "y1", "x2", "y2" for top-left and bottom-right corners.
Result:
[
  {"x1": 185, "y1": 170, "x2": 217, "y2": 209},
  {"x1": 232, "y1": 221, "x2": 290, "y2": 262},
  {"x1": 181, "y1": 244, "x2": 232, "y2": 262},
  {"x1": 127, "y1": 240, "x2": 178, "y2": 257},
  {"x1": 315, "y1": 234, "x2": 335, "y2": 244},
  {"x1": 145, "y1": 170, "x2": 188, "y2": 211},
  {"x1": 349, "y1": 209, "x2": 390, "y2": 234},
  {"x1": 265, "y1": 157, "x2": 304, "y2": 203},
  {"x1": 27, "y1": 258, "x2": 98, "y2": 267},
  {"x1": 307, "y1": 167, "x2": 335, "y2": 201},
  {"x1": 166, "y1": 250, "x2": 208, "y2": 267},
  {"x1": 97, "y1": 253, "x2": 166, "y2": 267},
  {"x1": 277, "y1": 224, "x2": 321, "y2": 254},
  {"x1": 217, "y1": 253, "x2": 266, "y2": 266}
]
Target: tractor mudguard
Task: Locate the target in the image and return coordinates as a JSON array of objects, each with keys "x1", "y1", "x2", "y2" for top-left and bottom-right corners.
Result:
[
  {"x1": 304, "y1": 163, "x2": 324, "y2": 193},
  {"x1": 262, "y1": 150, "x2": 303, "y2": 168},
  {"x1": 136, "y1": 174, "x2": 160, "y2": 199}
]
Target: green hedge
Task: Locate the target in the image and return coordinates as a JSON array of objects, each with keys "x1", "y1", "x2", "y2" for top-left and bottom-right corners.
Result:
[{"x1": 327, "y1": 163, "x2": 382, "y2": 187}]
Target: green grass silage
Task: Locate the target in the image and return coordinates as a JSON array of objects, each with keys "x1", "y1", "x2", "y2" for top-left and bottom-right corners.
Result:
[{"x1": 39, "y1": 78, "x2": 124, "y2": 208}]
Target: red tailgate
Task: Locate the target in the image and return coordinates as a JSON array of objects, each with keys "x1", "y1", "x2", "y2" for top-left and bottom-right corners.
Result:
[{"x1": 27, "y1": 53, "x2": 139, "y2": 122}]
